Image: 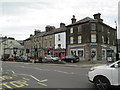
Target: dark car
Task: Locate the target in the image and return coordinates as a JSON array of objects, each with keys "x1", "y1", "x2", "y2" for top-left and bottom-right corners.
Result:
[
  {"x1": 62, "y1": 55, "x2": 79, "y2": 63},
  {"x1": 5, "y1": 57, "x2": 15, "y2": 61}
]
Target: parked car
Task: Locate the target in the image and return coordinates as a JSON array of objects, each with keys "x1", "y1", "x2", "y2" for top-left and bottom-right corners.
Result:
[
  {"x1": 61, "y1": 55, "x2": 79, "y2": 63},
  {"x1": 17, "y1": 56, "x2": 30, "y2": 62},
  {"x1": 88, "y1": 60, "x2": 120, "y2": 90},
  {"x1": 34, "y1": 57, "x2": 43, "y2": 63},
  {"x1": 42, "y1": 55, "x2": 60, "y2": 63},
  {"x1": 5, "y1": 57, "x2": 15, "y2": 61}
]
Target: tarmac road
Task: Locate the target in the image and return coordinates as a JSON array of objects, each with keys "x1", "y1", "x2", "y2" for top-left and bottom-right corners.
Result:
[{"x1": 1, "y1": 61, "x2": 96, "y2": 89}]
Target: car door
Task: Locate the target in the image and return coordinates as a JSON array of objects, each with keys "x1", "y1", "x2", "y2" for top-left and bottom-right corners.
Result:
[
  {"x1": 118, "y1": 62, "x2": 120, "y2": 85},
  {"x1": 111, "y1": 61, "x2": 120, "y2": 85}
]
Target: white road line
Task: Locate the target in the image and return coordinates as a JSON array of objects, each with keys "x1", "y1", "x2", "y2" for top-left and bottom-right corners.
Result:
[
  {"x1": 54, "y1": 70, "x2": 74, "y2": 74},
  {"x1": 0, "y1": 68, "x2": 2, "y2": 71},
  {"x1": 30, "y1": 75, "x2": 48, "y2": 83},
  {"x1": 11, "y1": 70, "x2": 15, "y2": 74},
  {"x1": 39, "y1": 79, "x2": 48, "y2": 83}
]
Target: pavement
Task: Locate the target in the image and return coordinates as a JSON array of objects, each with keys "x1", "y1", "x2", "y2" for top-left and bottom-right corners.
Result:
[
  {"x1": 40, "y1": 60, "x2": 109, "y2": 68},
  {"x1": 1, "y1": 60, "x2": 110, "y2": 68}
]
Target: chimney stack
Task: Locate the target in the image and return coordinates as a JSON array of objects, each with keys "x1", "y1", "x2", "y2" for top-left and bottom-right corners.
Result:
[
  {"x1": 71, "y1": 15, "x2": 76, "y2": 24},
  {"x1": 45, "y1": 25, "x2": 55, "y2": 32},
  {"x1": 93, "y1": 13, "x2": 103, "y2": 22},
  {"x1": 60, "y1": 23, "x2": 65, "y2": 28},
  {"x1": 34, "y1": 29, "x2": 41, "y2": 35}
]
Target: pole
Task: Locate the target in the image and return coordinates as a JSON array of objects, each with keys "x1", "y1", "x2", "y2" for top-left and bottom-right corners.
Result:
[{"x1": 115, "y1": 21, "x2": 119, "y2": 61}]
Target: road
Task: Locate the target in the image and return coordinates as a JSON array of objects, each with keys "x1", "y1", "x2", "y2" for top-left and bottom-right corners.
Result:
[{"x1": 1, "y1": 61, "x2": 96, "y2": 89}]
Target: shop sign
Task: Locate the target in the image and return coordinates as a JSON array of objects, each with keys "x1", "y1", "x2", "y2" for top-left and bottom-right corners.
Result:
[
  {"x1": 90, "y1": 43, "x2": 97, "y2": 46},
  {"x1": 85, "y1": 51, "x2": 90, "y2": 55},
  {"x1": 70, "y1": 46, "x2": 84, "y2": 49}
]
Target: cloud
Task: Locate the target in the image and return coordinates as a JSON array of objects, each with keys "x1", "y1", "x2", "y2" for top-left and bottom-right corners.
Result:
[{"x1": 0, "y1": 0, "x2": 120, "y2": 40}]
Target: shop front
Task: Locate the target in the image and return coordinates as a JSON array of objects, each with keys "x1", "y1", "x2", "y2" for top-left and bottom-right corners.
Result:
[
  {"x1": 54, "y1": 49, "x2": 66, "y2": 59},
  {"x1": 69, "y1": 46, "x2": 84, "y2": 60},
  {"x1": 101, "y1": 45, "x2": 116, "y2": 62},
  {"x1": 43, "y1": 48, "x2": 54, "y2": 56}
]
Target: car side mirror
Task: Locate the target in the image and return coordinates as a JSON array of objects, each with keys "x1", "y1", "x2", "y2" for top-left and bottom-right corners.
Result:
[{"x1": 114, "y1": 64, "x2": 119, "y2": 68}]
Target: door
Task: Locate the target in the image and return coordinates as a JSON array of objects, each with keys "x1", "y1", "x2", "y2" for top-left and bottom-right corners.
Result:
[
  {"x1": 111, "y1": 61, "x2": 120, "y2": 85},
  {"x1": 70, "y1": 49, "x2": 76, "y2": 55},
  {"x1": 91, "y1": 48, "x2": 97, "y2": 61}
]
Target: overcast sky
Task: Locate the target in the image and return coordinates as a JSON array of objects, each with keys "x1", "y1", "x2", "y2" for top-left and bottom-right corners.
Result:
[{"x1": 0, "y1": 0, "x2": 120, "y2": 40}]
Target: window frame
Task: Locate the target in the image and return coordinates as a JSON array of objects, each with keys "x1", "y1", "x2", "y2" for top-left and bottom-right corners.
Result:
[
  {"x1": 78, "y1": 35, "x2": 82, "y2": 44},
  {"x1": 70, "y1": 27, "x2": 73, "y2": 33},
  {"x1": 91, "y1": 23, "x2": 96, "y2": 30},
  {"x1": 70, "y1": 37, "x2": 74, "y2": 44},
  {"x1": 91, "y1": 34, "x2": 96, "y2": 42}
]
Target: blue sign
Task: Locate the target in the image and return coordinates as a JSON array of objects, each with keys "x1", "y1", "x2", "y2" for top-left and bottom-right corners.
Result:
[
  {"x1": 90, "y1": 43, "x2": 97, "y2": 46},
  {"x1": 70, "y1": 46, "x2": 84, "y2": 49}
]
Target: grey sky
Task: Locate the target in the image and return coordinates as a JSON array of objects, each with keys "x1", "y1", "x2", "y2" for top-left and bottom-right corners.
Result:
[{"x1": 0, "y1": 0, "x2": 119, "y2": 40}]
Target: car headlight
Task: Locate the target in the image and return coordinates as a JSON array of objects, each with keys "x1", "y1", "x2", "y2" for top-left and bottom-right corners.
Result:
[{"x1": 89, "y1": 68, "x2": 95, "y2": 71}]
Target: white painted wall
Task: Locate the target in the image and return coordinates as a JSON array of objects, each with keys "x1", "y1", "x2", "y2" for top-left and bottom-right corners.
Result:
[
  {"x1": 0, "y1": 39, "x2": 24, "y2": 58},
  {"x1": 55, "y1": 32, "x2": 66, "y2": 49}
]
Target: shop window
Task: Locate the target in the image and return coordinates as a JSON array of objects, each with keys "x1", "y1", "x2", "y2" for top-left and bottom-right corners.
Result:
[
  {"x1": 71, "y1": 50, "x2": 76, "y2": 55},
  {"x1": 102, "y1": 50, "x2": 105, "y2": 57},
  {"x1": 78, "y1": 50, "x2": 83, "y2": 57}
]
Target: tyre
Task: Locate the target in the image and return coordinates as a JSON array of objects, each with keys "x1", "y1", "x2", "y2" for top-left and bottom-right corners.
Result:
[
  {"x1": 71, "y1": 60, "x2": 74, "y2": 63},
  {"x1": 94, "y1": 76, "x2": 110, "y2": 90}
]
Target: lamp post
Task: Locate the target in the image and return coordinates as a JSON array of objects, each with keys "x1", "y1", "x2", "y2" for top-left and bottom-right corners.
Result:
[{"x1": 115, "y1": 21, "x2": 119, "y2": 61}]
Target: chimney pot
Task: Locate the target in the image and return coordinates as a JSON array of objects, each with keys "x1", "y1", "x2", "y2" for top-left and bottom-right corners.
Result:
[{"x1": 71, "y1": 15, "x2": 76, "y2": 24}]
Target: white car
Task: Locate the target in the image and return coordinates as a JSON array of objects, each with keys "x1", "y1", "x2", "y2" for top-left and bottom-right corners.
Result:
[{"x1": 88, "y1": 60, "x2": 120, "y2": 90}]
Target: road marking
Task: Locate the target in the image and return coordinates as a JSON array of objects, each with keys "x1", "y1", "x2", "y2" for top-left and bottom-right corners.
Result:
[
  {"x1": 11, "y1": 70, "x2": 15, "y2": 74},
  {"x1": 0, "y1": 68, "x2": 2, "y2": 71},
  {"x1": 39, "y1": 79, "x2": 48, "y2": 83},
  {"x1": 22, "y1": 77, "x2": 30, "y2": 81},
  {"x1": 30, "y1": 75, "x2": 48, "y2": 86},
  {"x1": 30, "y1": 75, "x2": 41, "y2": 82},
  {"x1": 10, "y1": 80, "x2": 29, "y2": 88},
  {"x1": 38, "y1": 82, "x2": 48, "y2": 87},
  {"x1": 2, "y1": 82, "x2": 12, "y2": 89},
  {"x1": 54, "y1": 70, "x2": 74, "y2": 75}
]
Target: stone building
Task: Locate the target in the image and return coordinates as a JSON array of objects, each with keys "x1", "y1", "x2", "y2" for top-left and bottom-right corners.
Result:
[
  {"x1": 54, "y1": 23, "x2": 66, "y2": 58},
  {"x1": 0, "y1": 37, "x2": 24, "y2": 59},
  {"x1": 24, "y1": 24, "x2": 66, "y2": 58},
  {"x1": 66, "y1": 13, "x2": 117, "y2": 62},
  {"x1": 42, "y1": 25, "x2": 55, "y2": 56}
]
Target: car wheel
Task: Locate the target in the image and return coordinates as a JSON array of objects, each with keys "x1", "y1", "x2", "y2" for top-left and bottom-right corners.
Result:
[
  {"x1": 71, "y1": 60, "x2": 74, "y2": 63},
  {"x1": 94, "y1": 76, "x2": 110, "y2": 90}
]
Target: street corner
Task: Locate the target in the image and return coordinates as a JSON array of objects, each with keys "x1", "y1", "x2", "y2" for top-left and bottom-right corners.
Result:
[{"x1": 1, "y1": 70, "x2": 48, "y2": 89}]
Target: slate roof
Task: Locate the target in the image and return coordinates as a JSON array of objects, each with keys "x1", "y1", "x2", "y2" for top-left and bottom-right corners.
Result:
[{"x1": 67, "y1": 17, "x2": 97, "y2": 26}]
